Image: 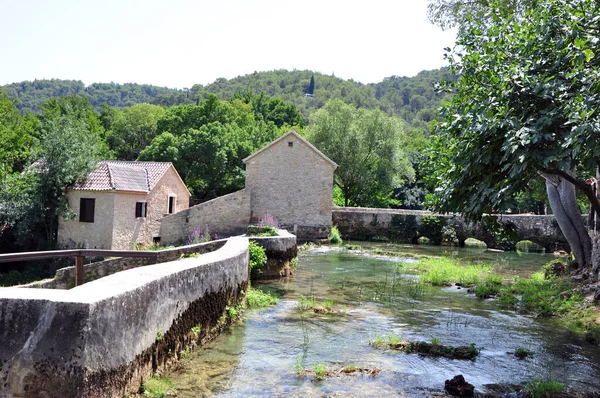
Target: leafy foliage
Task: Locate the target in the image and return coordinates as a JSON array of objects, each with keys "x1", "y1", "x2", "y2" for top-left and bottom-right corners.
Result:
[
  {"x1": 306, "y1": 99, "x2": 414, "y2": 207},
  {"x1": 428, "y1": 0, "x2": 600, "y2": 265},
  {"x1": 0, "y1": 96, "x2": 105, "y2": 250},
  {"x1": 248, "y1": 241, "x2": 267, "y2": 273}
]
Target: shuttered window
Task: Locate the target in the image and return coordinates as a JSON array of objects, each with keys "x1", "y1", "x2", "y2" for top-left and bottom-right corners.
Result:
[
  {"x1": 79, "y1": 198, "x2": 95, "y2": 223},
  {"x1": 135, "y1": 202, "x2": 147, "y2": 218}
]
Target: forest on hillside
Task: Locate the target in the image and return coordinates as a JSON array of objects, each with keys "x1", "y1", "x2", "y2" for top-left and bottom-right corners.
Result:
[{"x1": 2, "y1": 68, "x2": 453, "y2": 135}]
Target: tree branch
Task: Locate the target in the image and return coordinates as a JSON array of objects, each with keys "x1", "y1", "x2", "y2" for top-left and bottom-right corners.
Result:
[{"x1": 542, "y1": 168, "x2": 600, "y2": 217}]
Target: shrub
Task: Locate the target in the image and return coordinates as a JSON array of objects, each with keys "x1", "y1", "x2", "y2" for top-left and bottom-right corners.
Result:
[
  {"x1": 464, "y1": 238, "x2": 487, "y2": 248},
  {"x1": 249, "y1": 241, "x2": 267, "y2": 273},
  {"x1": 328, "y1": 226, "x2": 343, "y2": 244},
  {"x1": 418, "y1": 215, "x2": 446, "y2": 245}
]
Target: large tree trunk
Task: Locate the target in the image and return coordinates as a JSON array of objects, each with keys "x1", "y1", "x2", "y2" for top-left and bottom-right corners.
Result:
[{"x1": 544, "y1": 170, "x2": 592, "y2": 267}]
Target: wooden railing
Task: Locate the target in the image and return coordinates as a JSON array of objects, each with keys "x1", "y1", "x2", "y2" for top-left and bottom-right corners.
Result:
[{"x1": 0, "y1": 249, "x2": 159, "y2": 287}]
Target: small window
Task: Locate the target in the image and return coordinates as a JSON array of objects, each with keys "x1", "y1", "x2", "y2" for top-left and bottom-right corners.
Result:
[
  {"x1": 168, "y1": 195, "x2": 176, "y2": 214},
  {"x1": 79, "y1": 198, "x2": 95, "y2": 223},
  {"x1": 288, "y1": 141, "x2": 293, "y2": 147},
  {"x1": 135, "y1": 202, "x2": 147, "y2": 218}
]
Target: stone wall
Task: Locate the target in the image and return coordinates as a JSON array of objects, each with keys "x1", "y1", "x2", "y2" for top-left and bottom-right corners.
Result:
[
  {"x1": 23, "y1": 240, "x2": 228, "y2": 290},
  {"x1": 332, "y1": 207, "x2": 569, "y2": 250},
  {"x1": 57, "y1": 190, "x2": 116, "y2": 249},
  {"x1": 244, "y1": 131, "x2": 336, "y2": 240},
  {"x1": 159, "y1": 190, "x2": 250, "y2": 245},
  {"x1": 0, "y1": 237, "x2": 249, "y2": 397}
]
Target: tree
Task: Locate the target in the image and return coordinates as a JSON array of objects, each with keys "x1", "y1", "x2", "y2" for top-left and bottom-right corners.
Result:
[
  {"x1": 428, "y1": 0, "x2": 600, "y2": 267},
  {"x1": 305, "y1": 99, "x2": 414, "y2": 207},
  {"x1": 308, "y1": 74, "x2": 315, "y2": 95},
  {"x1": 0, "y1": 96, "x2": 106, "y2": 249},
  {"x1": 140, "y1": 94, "x2": 285, "y2": 201},
  {"x1": 103, "y1": 103, "x2": 166, "y2": 160},
  {"x1": 426, "y1": 0, "x2": 539, "y2": 30},
  {"x1": 0, "y1": 90, "x2": 38, "y2": 182}
]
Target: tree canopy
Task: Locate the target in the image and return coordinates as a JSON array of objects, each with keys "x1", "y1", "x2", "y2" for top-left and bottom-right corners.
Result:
[
  {"x1": 306, "y1": 99, "x2": 414, "y2": 207},
  {"x1": 429, "y1": 0, "x2": 600, "y2": 266}
]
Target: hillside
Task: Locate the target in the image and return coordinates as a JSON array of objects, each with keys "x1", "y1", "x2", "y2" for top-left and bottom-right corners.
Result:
[{"x1": 2, "y1": 68, "x2": 454, "y2": 132}]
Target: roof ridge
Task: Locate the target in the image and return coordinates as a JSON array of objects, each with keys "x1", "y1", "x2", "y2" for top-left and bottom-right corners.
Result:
[{"x1": 106, "y1": 162, "x2": 115, "y2": 189}]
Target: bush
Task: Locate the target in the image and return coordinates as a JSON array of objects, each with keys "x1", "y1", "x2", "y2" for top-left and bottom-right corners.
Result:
[
  {"x1": 141, "y1": 377, "x2": 176, "y2": 398},
  {"x1": 418, "y1": 215, "x2": 446, "y2": 245},
  {"x1": 249, "y1": 241, "x2": 267, "y2": 273},
  {"x1": 328, "y1": 226, "x2": 343, "y2": 244}
]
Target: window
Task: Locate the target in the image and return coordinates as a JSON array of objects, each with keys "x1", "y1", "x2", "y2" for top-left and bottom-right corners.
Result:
[
  {"x1": 79, "y1": 198, "x2": 95, "y2": 223},
  {"x1": 135, "y1": 201, "x2": 147, "y2": 218},
  {"x1": 288, "y1": 141, "x2": 294, "y2": 147},
  {"x1": 168, "y1": 195, "x2": 176, "y2": 214}
]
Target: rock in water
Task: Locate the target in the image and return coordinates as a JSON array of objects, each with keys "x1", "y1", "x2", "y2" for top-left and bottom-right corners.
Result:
[{"x1": 445, "y1": 375, "x2": 474, "y2": 397}]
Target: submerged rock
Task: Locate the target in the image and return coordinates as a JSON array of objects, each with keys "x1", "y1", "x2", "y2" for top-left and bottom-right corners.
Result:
[{"x1": 445, "y1": 375, "x2": 474, "y2": 397}]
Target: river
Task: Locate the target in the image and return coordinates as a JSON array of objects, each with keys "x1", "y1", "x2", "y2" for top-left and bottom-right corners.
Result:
[{"x1": 167, "y1": 243, "x2": 600, "y2": 397}]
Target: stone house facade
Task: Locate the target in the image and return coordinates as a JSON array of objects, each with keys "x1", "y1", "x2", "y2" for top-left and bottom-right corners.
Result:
[
  {"x1": 243, "y1": 130, "x2": 338, "y2": 239},
  {"x1": 58, "y1": 161, "x2": 190, "y2": 250}
]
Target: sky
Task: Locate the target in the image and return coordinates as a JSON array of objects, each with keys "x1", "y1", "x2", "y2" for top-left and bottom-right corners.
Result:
[{"x1": 0, "y1": 0, "x2": 457, "y2": 89}]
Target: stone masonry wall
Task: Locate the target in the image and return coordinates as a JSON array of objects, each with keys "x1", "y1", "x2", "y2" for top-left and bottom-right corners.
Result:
[
  {"x1": 0, "y1": 237, "x2": 249, "y2": 397},
  {"x1": 57, "y1": 191, "x2": 116, "y2": 249},
  {"x1": 244, "y1": 133, "x2": 336, "y2": 240},
  {"x1": 333, "y1": 207, "x2": 569, "y2": 250},
  {"x1": 159, "y1": 190, "x2": 251, "y2": 246}
]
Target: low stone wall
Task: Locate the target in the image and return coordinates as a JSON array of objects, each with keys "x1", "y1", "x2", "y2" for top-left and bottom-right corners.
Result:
[
  {"x1": 24, "y1": 240, "x2": 228, "y2": 289},
  {"x1": 332, "y1": 207, "x2": 569, "y2": 250},
  {"x1": 0, "y1": 237, "x2": 249, "y2": 397},
  {"x1": 249, "y1": 229, "x2": 297, "y2": 279},
  {"x1": 160, "y1": 190, "x2": 251, "y2": 245}
]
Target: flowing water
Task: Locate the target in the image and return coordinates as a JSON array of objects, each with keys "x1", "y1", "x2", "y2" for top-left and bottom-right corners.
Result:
[{"x1": 168, "y1": 244, "x2": 600, "y2": 397}]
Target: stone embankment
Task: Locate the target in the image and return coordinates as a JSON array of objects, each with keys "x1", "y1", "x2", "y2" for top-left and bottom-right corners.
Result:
[
  {"x1": 249, "y1": 229, "x2": 297, "y2": 279},
  {"x1": 0, "y1": 238, "x2": 249, "y2": 397}
]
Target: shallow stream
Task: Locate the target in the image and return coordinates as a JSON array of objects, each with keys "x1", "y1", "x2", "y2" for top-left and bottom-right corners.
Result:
[{"x1": 168, "y1": 244, "x2": 600, "y2": 397}]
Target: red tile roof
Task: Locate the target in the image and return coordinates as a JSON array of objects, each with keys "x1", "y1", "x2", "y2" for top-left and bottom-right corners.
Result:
[{"x1": 72, "y1": 161, "x2": 173, "y2": 193}]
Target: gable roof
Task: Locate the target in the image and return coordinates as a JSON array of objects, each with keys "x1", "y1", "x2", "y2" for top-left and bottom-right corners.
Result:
[
  {"x1": 242, "y1": 130, "x2": 338, "y2": 168},
  {"x1": 72, "y1": 161, "x2": 189, "y2": 194}
]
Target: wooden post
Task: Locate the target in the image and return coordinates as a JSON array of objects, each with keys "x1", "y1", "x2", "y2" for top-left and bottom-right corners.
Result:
[{"x1": 75, "y1": 256, "x2": 84, "y2": 287}]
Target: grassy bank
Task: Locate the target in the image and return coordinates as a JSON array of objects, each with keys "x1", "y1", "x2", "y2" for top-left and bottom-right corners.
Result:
[{"x1": 403, "y1": 256, "x2": 600, "y2": 344}]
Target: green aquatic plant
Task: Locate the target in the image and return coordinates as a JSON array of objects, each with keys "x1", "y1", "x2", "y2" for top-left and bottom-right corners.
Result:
[
  {"x1": 328, "y1": 226, "x2": 343, "y2": 244},
  {"x1": 246, "y1": 287, "x2": 279, "y2": 308},
  {"x1": 141, "y1": 377, "x2": 175, "y2": 398},
  {"x1": 525, "y1": 377, "x2": 565, "y2": 397},
  {"x1": 313, "y1": 363, "x2": 326, "y2": 381},
  {"x1": 514, "y1": 347, "x2": 533, "y2": 359}
]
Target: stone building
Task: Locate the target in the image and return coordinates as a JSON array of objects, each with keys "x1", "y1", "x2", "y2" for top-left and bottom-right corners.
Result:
[
  {"x1": 243, "y1": 130, "x2": 338, "y2": 238},
  {"x1": 58, "y1": 161, "x2": 190, "y2": 250}
]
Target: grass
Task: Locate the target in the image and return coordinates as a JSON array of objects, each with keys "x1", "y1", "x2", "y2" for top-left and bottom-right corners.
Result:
[
  {"x1": 297, "y1": 295, "x2": 341, "y2": 314},
  {"x1": 525, "y1": 377, "x2": 565, "y2": 397},
  {"x1": 141, "y1": 377, "x2": 175, "y2": 397},
  {"x1": 155, "y1": 330, "x2": 163, "y2": 342},
  {"x1": 246, "y1": 224, "x2": 278, "y2": 237},
  {"x1": 500, "y1": 271, "x2": 582, "y2": 317},
  {"x1": 246, "y1": 287, "x2": 279, "y2": 308},
  {"x1": 370, "y1": 334, "x2": 480, "y2": 360},
  {"x1": 328, "y1": 226, "x2": 343, "y2": 244},
  {"x1": 404, "y1": 257, "x2": 498, "y2": 287}
]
